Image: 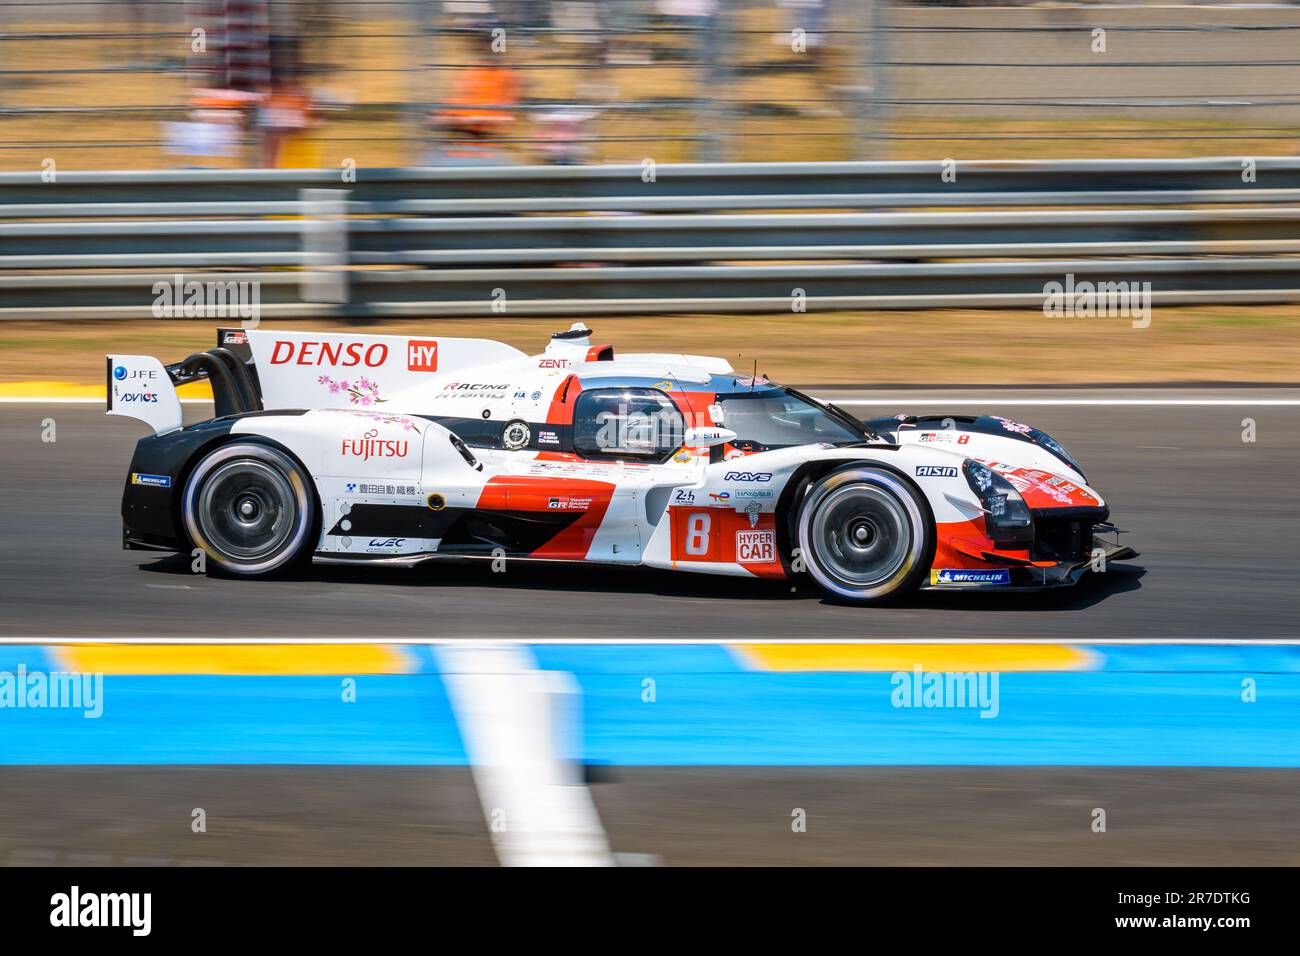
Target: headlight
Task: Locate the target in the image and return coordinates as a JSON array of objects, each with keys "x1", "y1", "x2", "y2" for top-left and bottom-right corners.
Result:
[
  {"x1": 963, "y1": 459, "x2": 1033, "y2": 548},
  {"x1": 1028, "y1": 427, "x2": 1083, "y2": 478}
]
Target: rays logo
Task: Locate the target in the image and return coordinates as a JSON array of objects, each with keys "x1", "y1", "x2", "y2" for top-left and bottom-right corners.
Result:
[{"x1": 724, "y1": 471, "x2": 772, "y2": 482}]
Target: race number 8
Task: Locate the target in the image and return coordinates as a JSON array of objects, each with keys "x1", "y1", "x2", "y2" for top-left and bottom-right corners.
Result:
[{"x1": 685, "y1": 512, "x2": 711, "y2": 555}]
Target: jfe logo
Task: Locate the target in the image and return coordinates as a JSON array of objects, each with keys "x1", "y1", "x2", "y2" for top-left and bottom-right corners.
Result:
[{"x1": 114, "y1": 366, "x2": 155, "y2": 381}]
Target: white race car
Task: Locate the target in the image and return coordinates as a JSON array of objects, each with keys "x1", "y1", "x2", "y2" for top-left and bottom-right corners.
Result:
[{"x1": 107, "y1": 324, "x2": 1135, "y2": 604}]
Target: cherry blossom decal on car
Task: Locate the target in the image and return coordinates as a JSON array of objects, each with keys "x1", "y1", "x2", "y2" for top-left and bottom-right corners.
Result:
[
  {"x1": 994, "y1": 416, "x2": 1033, "y2": 435},
  {"x1": 319, "y1": 375, "x2": 385, "y2": 406}
]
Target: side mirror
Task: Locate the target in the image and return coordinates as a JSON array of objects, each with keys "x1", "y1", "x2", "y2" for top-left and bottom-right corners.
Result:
[{"x1": 684, "y1": 426, "x2": 737, "y2": 449}]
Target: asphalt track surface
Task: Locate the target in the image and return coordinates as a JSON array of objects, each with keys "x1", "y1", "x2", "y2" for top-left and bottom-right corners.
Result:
[
  {"x1": 3, "y1": 388, "x2": 1298, "y2": 640},
  {"x1": 1, "y1": 767, "x2": 1295, "y2": 865}
]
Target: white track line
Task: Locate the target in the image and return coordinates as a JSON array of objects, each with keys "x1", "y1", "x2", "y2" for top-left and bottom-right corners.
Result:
[
  {"x1": 1, "y1": 637, "x2": 1298, "y2": 646},
  {"x1": 435, "y1": 644, "x2": 615, "y2": 867}
]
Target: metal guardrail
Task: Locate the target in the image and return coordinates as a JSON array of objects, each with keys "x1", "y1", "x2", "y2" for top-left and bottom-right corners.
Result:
[{"x1": 2, "y1": 159, "x2": 1299, "y2": 318}]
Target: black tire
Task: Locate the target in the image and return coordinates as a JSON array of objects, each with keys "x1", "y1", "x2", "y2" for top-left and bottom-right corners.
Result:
[
  {"x1": 182, "y1": 441, "x2": 315, "y2": 577},
  {"x1": 796, "y1": 466, "x2": 933, "y2": 604}
]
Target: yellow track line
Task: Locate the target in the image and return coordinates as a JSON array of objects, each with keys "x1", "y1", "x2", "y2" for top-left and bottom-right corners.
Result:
[
  {"x1": 733, "y1": 643, "x2": 1097, "y2": 672},
  {"x1": 52, "y1": 643, "x2": 414, "y2": 676},
  {"x1": 0, "y1": 381, "x2": 213, "y2": 400}
]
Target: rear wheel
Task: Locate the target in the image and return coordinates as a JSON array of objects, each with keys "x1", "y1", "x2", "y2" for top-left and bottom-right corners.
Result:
[
  {"x1": 797, "y1": 466, "x2": 932, "y2": 604},
  {"x1": 182, "y1": 442, "x2": 315, "y2": 576}
]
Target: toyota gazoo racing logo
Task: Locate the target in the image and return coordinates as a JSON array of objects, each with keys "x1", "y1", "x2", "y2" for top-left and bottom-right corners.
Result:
[
  {"x1": 547, "y1": 496, "x2": 593, "y2": 511},
  {"x1": 341, "y1": 428, "x2": 409, "y2": 461},
  {"x1": 270, "y1": 340, "x2": 389, "y2": 367},
  {"x1": 723, "y1": 471, "x2": 773, "y2": 482}
]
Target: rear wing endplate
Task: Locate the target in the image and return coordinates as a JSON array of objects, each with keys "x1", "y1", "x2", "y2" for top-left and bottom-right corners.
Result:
[
  {"x1": 106, "y1": 355, "x2": 183, "y2": 436},
  {"x1": 106, "y1": 328, "x2": 264, "y2": 435}
]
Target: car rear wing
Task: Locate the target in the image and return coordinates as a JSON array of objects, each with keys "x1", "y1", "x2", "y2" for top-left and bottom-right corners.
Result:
[{"x1": 107, "y1": 328, "x2": 263, "y2": 435}]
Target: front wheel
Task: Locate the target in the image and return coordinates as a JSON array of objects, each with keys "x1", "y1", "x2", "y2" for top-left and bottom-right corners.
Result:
[
  {"x1": 796, "y1": 466, "x2": 933, "y2": 604},
  {"x1": 182, "y1": 441, "x2": 316, "y2": 576}
]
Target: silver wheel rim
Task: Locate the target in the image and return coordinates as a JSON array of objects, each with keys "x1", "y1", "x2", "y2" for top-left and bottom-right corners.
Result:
[
  {"x1": 810, "y1": 484, "x2": 910, "y2": 589},
  {"x1": 798, "y1": 469, "x2": 926, "y2": 601},
  {"x1": 184, "y1": 443, "x2": 311, "y2": 574},
  {"x1": 197, "y1": 459, "x2": 296, "y2": 562}
]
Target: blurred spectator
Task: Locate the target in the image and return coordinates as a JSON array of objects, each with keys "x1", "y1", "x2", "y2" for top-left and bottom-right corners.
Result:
[
  {"x1": 430, "y1": 31, "x2": 522, "y2": 164},
  {"x1": 165, "y1": 88, "x2": 256, "y2": 167},
  {"x1": 257, "y1": 73, "x2": 317, "y2": 167},
  {"x1": 249, "y1": 33, "x2": 327, "y2": 168},
  {"x1": 536, "y1": 108, "x2": 597, "y2": 164}
]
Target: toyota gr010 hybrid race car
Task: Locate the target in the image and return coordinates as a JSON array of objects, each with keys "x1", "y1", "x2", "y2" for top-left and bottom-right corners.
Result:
[{"x1": 106, "y1": 324, "x2": 1136, "y2": 604}]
